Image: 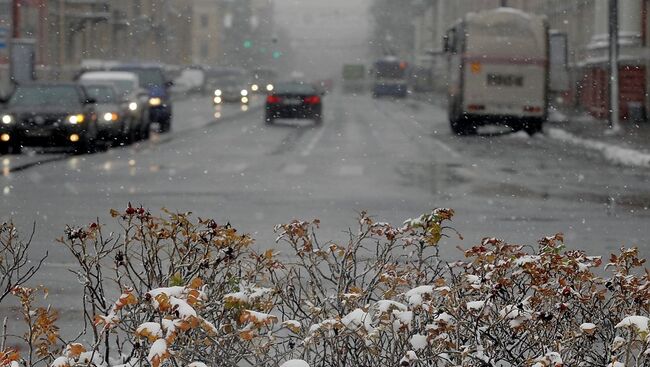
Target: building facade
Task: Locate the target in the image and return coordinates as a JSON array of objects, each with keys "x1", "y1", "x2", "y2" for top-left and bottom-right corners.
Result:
[{"x1": 3, "y1": 0, "x2": 256, "y2": 80}]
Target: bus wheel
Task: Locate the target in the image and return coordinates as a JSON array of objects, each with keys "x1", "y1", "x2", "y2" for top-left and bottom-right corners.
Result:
[
  {"x1": 450, "y1": 119, "x2": 476, "y2": 136},
  {"x1": 523, "y1": 120, "x2": 543, "y2": 136}
]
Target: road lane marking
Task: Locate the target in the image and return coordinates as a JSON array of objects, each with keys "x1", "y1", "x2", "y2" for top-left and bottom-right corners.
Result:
[
  {"x1": 338, "y1": 165, "x2": 364, "y2": 176},
  {"x1": 283, "y1": 163, "x2": 307, "y2": 175},
  {"x1": 300, "y1": 127, "x2": 325, "y2": 157},
  {"x1": 219, "y1": 163, "x2": 248, "y2": 173},
  {"x1": 432, "y1": 139, "x2": 461, "y2": 159}
]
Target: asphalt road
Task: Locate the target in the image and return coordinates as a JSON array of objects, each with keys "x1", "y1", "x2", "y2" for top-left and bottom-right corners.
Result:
[{"x1": 1, "y1": 91, "x2": 649, "y2": 336}]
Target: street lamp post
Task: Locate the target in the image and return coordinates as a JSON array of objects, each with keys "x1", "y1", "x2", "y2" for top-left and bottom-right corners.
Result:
[{"x1": 608, "y1": 0, "x2": 621, "y2": 132}]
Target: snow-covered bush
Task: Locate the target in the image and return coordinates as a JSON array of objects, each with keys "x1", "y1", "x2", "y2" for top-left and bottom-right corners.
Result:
[{"x1": 0, "y1": 206, "x2": 648, "y2": 367}]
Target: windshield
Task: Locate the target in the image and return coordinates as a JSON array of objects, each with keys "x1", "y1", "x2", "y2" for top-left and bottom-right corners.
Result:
[
  {"x1": 113, "y1": 68, "x2": 165, "y2": 88},
  {"x1": 3, "y1": 5, "x2": 650, "y2": 366},
  {"x1": 83, "y1": 85, "x2": 117, "y2": 103},
  {"x1": 274, "y1": 82, "x2": 317, "y2": 94},
  {"x1": 8, "y1": 85, "x2": 81, "y2": 107}
]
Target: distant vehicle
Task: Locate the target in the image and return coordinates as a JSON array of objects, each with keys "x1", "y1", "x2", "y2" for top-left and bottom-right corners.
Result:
[
  {"x1": 444, "y1": 8, "x2": 549, "y2": 135},
  {"x1": 79, "y1": 71, "x2": 151, "y2": 143},
  {"x1": 409, "y1": 66, "x2": 434, "y2": 93},
  {"x1": 0, "y1": 83, "x2": 99, "y2": 154},
  {"x1": 250, "y1": 68, "x2": 278, "y2": 93},
  {"x1": 81, "y1": 84, "x2": 129, "y2": 145},
  {"x1": 110, "y1": 64, "x2": 173, "y2": 132},
  {"x1": 371, "y1": 57, "x2": 409, "y2": 98},
  {"x1": 204, "y1": 67, "x2": 249, "y2": 93},
  {"x1": 213, "y1": 77, "x2": 250, "y2": 105},
  {"x1": 265, "y1": 81, "x2": 323, "y2": 125},
  {"x1": 174, "y1": 68, "x2": 205, "y2": 94},
  {"x1": 342, "y1": 64, "x2": 366, "y2": 93}
]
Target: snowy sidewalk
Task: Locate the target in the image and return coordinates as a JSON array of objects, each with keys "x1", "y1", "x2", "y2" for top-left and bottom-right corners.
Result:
[{"x1": 545, "y1": 111, "x2": 650, "y2": 168}]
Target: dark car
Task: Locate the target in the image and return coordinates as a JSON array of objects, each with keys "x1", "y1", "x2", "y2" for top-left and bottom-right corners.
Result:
[
  {"x1": 110, "y1": 64, "x2": 173, "y2": 132},
  {"x1": 0, "y1": 83, "x2": 100, "y2": 154},
  {"x1": 81, "y1": 84, "x2": 131, "y2": 145},
  {"x1": 264, "y1": 82, "x2": 323, "y2": 125}
]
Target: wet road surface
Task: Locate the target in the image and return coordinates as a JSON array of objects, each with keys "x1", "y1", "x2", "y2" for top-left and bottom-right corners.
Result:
[{"x1": 1, "y1": 91, "x2": 649, "y2": 336}]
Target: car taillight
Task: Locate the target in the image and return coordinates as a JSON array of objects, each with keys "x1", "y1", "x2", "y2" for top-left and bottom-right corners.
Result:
[
  {"x1": 304, "y1": 95, "x2": 321, "y2": 104},
  {"x1": 266, "y1": 95, "x2": 282, "y2": 104}
]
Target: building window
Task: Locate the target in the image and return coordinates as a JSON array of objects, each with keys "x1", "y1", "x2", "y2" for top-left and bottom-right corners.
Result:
[{"x1": 201, "y1": 15, "x2": 209, "y2": 28}]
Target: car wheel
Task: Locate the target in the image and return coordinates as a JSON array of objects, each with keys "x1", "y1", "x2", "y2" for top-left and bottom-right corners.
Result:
[
  {"x1": 159, "y1": 117, "x2": 172, "y2": 133},
  {"x1": 0, "y1": 143, "x2": 9, "y2": 155},
  {"x1": 141, "y1": 123, "x2": 151, "y2": 140},
  {"x1": 11, "y1": 142, "x2": 22, "y2": 155},
  {"x1": 126, "y1": 124, "x2": 137, "y2": 145}
]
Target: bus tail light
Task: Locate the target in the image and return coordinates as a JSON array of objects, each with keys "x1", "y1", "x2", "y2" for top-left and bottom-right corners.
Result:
[
  {"x1": 266, "y1": 95, "x2": 282, "y2": 104},
  {"x1": 467, "y1": 104, "x2": 485, "y2": 111},
  {"x1": 524, "y1": 106, "x2": 542, "y2": 113}
]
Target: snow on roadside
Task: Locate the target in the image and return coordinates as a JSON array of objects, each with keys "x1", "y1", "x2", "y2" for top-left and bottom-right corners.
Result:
[
  {"x1": 547, "y1": 127, "x2": 650, "y2": 168},
  {"x1": 280, "y1": 360, "x2": 309, "y2": 367}
]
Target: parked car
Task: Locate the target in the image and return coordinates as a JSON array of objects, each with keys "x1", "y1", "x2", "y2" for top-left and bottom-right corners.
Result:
[
  {"x1": 79, "y1": 71, "x2": 151, "y2": 143},
  {"x1": 213, "y1": 77, "x2": 250, "y2": 105},
  {"x1": 264, "y1": 81, "x2": 323, "y2": 125},
  {"x1": 110, "y1": 64, "x2": 173, "y2": 132},
  {"x1": 0, "y1": 83, "x2": 99, "y2": 154}
]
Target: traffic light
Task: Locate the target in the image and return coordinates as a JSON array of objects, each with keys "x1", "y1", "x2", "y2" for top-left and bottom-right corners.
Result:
[
  {"x1": 272, "y1": 51, "x2": 282, "y2": 59},
  {"x1": 243, "y1": 40, "x2": 253, "y2": 49}
]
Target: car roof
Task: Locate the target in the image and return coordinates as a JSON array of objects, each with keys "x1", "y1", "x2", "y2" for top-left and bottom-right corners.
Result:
[
  {"x1": 16, "y1": 82, "x2": 80, "y2": 88},
  {"x1": 111, "y1": 63, "x2": 164, "y2": 70},
  {"x1": 80, "y1": 71, "x2": 139, "y2": 82},
  {"x1": 81, "y1": 82, "x2": 118, "y2": 90}
]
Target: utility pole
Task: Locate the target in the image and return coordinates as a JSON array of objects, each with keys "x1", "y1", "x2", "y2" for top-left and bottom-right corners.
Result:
[
  {"x1": 59, "y1": 0, "x2": 65, "y2": 70},
  {"x1": 11, "y1": 0, "x2": 19, "y2": 38},
  {"x1": 608, "y1": 0, "x2": 621, "y2": 132}
]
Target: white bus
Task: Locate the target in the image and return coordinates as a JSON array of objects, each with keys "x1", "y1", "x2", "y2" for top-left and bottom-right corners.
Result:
[{"x1": 444, "y1": 8, "x2": 549, "y2": 135}]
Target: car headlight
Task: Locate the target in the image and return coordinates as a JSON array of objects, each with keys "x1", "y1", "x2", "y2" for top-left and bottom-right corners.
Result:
[
  {"x1": 1, "y1": 115, "x2": 13, "y2": 124},
  {"x1": 240, "y1": 89, "x2": 248, "y2": 97},
  {"x1": 214, "y1": 89, "x2": 222, "y2": 97},
  {"x1": 103, "y1": 112, "x2": 118, "y2": 121},
  {"x1": 149, "y1": 97, "x2": 162, "y2": 106},
  {"x1": 251, "y1": 84, "x2": 259, "y2": 92},
  {"x1": 67, "y1": 114, "x2": 85, "y2": 124},
  {"x1": 128, "y1": 102, "x2": 138, "y2": 111},
  {"x1": 266, "y1": 84, "x2": 274, "y2": 91}
]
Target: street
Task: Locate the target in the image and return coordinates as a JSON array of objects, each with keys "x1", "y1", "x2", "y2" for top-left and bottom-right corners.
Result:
[{"x1": 1, "y1": 91, "x2": 650, "y2": 336}]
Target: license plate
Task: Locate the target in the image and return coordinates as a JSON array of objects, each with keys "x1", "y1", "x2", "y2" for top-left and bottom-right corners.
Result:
[
  {"x1": 24, "y1": 129, "x2": 53, "y2": 137},
  {"x1": 283, "y1": 98, "x2": 302, "y2": 105},
  {"x1": 487, "y1": 73, "x2": 524, "y2": 87}
]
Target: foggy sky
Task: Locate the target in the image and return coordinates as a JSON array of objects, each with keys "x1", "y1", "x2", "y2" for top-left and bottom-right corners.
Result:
[{"x1": 274, "y1": 0, "x2": 371, "y2": 80}]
